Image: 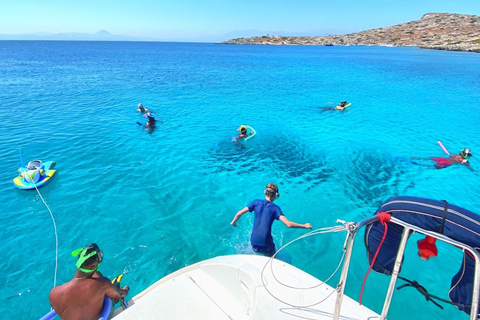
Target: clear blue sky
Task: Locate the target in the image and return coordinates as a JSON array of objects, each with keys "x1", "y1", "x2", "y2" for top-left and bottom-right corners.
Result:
[{"x1": 1, "y1": 0, "x2": 479, "y2": 40}]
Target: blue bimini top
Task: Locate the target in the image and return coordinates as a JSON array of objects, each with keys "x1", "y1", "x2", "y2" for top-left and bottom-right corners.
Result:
[{"x1": 365, "y1": 196, "x2": 480, "y2": 316}]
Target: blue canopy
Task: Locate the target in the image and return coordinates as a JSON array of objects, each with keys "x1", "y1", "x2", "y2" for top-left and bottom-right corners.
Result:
[{"x1": 365, "y1": 196, "x2": 480, "y2": 315}]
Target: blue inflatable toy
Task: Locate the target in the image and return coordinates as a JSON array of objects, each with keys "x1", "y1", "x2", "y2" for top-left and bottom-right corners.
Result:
[
  {"x1": 13, "y1": 159, "x2": 56, "y2": 190},
  {"x1": 38, "y1": 296, "x2": 112, "y2": 320}
]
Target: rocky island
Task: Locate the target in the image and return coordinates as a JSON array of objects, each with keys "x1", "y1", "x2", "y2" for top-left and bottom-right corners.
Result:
[{"x1": 222, "y1": 13, "x2": 480, "y2": 53}]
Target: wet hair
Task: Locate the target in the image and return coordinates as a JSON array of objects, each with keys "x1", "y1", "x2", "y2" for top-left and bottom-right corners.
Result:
[{"x1": 265, "y1": 183, "x2": 279, "y2": 197}]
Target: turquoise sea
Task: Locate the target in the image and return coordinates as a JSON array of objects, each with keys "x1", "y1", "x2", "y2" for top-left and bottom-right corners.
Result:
[{"x1": 0, "y1": 41, "x2": 479, "y2": 319}]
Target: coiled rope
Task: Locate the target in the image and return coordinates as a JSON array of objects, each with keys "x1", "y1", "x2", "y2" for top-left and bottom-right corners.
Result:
[{"x1": 260, "y1": 225, "x2": 349, "y2": 309}]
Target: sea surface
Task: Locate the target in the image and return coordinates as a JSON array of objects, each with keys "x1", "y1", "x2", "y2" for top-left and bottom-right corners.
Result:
[{"x1": 0, "y1": 41, "x2": 479, "y2": 320}]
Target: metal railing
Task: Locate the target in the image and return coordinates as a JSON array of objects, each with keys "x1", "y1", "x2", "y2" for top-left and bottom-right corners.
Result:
[{"x1": 332, "y1": 215, "x2": 480, "y2": 320}]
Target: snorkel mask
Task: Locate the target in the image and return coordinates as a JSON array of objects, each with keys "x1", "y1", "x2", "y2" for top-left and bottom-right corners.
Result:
[
  {"x1": 145, "y1": 112, "x2": 155, "y2": 121},
  {"x1": 72, "y1": 243, "x2": 103, "y2": 273},
  {"x1": 266, "y1": 187, "x2": 280, "y2": 198},
  {"x1": 460, "y1": 148, "x2": 472, "y2": 160}
]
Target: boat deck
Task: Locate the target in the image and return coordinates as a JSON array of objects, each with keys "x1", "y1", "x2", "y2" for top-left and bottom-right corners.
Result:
[{"x1": 112, "y1": 255, "x2": 380, "y2": 319}]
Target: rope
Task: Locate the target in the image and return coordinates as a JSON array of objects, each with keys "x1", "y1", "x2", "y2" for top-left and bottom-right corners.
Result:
[
  {"x1": 259, "y1": 225, "x2": 348, "y2": 309},
  {"x1": 29, "y1": 170, "x2": 59, "y2": 288},
  {"x1": 359, "y1": 211, "x2": 391, "y2": 305},
  {"x1": 397, "y1": 276, "x2": 457, "y2": 309}
]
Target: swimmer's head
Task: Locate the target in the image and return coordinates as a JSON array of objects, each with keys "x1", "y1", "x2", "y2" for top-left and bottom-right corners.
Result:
[
  {"x1": 138, "y1": 103, "x2": 143, "y2": 107},
  {"x1": 460, "y1": 148, "x2": 472, "y2": 159},
  {"x1": 341, "y1": 100, "x2": 347, "y2": 105},
  {"x1": 146, "y1": 112, "x2": 155, "y2": 121},
  {"x1": 265, "y1": 183, "x2": 280, "y2": 199},
  {"x1": 238, "y1": 125, "x2": 247, "y2": 133},
  {"x1": 72, "y1": 243, "x2": 103, "y2": 273}
]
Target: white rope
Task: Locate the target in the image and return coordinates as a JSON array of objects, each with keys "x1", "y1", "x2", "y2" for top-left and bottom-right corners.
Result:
[
  {"x1": 260, "y1": 225, "x2": 348, "y2": 309},
  {"x1": 29, "y1": 170, "x2": 58, "y2": 288}
]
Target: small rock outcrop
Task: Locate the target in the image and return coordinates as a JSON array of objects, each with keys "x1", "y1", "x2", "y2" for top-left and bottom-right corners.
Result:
[{"x1": 222, "y1": 13, "x2": 480, "y2": 53}]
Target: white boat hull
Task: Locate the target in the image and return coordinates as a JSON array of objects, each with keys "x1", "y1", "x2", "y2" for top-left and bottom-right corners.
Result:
[{"x1": 112, "y1": 254, "x2": 380, "y2": 319}]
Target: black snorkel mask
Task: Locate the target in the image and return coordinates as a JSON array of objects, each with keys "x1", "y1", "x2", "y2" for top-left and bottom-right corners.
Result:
[
  {"x1": 72, "y1": 243, "x2": 103, "y2": 273},
  {"x1": 266, "y1": 187, "x2": 280, "y2": 198}
]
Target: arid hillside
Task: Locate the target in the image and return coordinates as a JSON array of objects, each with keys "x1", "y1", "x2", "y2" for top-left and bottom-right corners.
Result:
[{"x1": 223, "y1": 13, "x2": 480, "y2": 53}]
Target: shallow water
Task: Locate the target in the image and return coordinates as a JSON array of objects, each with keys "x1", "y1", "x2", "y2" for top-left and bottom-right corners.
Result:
[{"x1": 0, "y1": 41, "x2": 479, "y2": 319}]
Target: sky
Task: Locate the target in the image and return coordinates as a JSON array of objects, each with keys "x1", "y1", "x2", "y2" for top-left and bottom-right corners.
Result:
[{"x1": 0, "y1": 0, "x2": 479, "y2": 41}]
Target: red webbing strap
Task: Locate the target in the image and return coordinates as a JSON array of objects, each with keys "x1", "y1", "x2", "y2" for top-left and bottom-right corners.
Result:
[{"x1": 359, "y1": 212, "x2": 391, "y2": 305}]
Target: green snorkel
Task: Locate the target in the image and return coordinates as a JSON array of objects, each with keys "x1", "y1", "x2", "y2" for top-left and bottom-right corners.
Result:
[{"x1": 72, "y1": 244, "x2": 103, "y2": 273}]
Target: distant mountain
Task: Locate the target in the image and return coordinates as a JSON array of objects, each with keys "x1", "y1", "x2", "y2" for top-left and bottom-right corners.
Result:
[
  {"x1": 222, "y1": 13, "x2": 480, "y2": 53},
  {"x1": 0, "y1": 28, "x2": 355, "y2": 43},
  {"x1": 0, "y1": 30, "x2": 159, "y2": 41}
]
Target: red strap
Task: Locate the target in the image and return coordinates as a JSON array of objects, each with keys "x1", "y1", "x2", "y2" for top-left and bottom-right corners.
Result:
[{"x1": 359, "y1": 212, "x2": 391, "y2": 305}]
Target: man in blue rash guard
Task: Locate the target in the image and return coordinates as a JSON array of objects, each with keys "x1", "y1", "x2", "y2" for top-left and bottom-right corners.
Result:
[{"x1": 231, "y1": 183, "x2": 312, "y2": 256}]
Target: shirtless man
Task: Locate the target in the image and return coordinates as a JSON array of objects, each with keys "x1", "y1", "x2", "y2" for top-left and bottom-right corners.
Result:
[{"x1": 49, "y1": 243, "x2": 129, "y2": 320}]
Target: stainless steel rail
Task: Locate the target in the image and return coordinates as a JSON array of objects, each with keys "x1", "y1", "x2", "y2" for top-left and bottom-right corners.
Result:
[{"x1": 332, "y1": 215, "x2": 480, "y2": 320}]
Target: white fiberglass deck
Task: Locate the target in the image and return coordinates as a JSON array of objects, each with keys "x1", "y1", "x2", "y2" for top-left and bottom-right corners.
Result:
[{"x1": 112, "y1": 255, "x2": 380, "y2": 320}]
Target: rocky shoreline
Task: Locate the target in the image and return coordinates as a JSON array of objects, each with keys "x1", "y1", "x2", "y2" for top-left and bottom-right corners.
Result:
[{"x1": 222, "y1": 13, "x2": 480, "y2": 53}]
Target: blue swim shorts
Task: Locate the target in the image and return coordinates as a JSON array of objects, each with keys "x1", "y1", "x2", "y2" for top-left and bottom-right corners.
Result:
[{"x1": 252, "y1": 244, "x2": 276, "y2": 257}]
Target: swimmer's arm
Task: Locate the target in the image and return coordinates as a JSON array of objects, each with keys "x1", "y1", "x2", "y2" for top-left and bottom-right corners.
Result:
[
  {"x1": 231, "y1": 207, "x2": 249, "y2": 227},
  {"x1": 279, "y1": 216, "x2": 312, "y2": 229},
  {"x1": 104, "y1": 279, "x2": 130, "y2": 300}
]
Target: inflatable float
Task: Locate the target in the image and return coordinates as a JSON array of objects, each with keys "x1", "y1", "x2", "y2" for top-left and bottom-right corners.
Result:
[
  {"x1": 233, "y1": 125, "x2": 256, "y2": 142},
  {"x1": 244, "y1": 125, "x2": 256, "y2": 141},
  {"x1": 13, "y1": 160, "x2": 56, "y2": 190},
  {"x1": 335, "y1": 102, "x2": 351, "y2": 110},
  {"x1": 38, "y1": 296, "x2": 112, "y2": 320}
]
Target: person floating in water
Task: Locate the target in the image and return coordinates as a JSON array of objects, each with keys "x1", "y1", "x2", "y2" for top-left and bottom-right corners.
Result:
[
  {"x1": 235, "y1": 125, "x2": 253, "y2": 140},
  {"x1": 136, "y1": 103, "x2": 149, "y2": 113},
  {"x1": 321, "y1": 100, "x2": 350, "y2": 112},
  {"x1": 230, "y1": 183, "x2": 312, "y2": 257},
  {"x1": 429, "y1": 148, "x2": 472, "y2": 169},
  {"x1": 137, "y1": 112, "x2": 162, "y2": 132},
  {"x1": 49, "y1": 243, "x2": 129, "y2": 320},
  {"x1": 145, "y1": 112, "x2": 156, "y2": 129}
]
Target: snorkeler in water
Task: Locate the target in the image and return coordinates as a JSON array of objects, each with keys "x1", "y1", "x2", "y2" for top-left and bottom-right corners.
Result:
[
  {"x1": 412, "y1": 148, "x2": 473, "y2": 170},
  {"x1": 235, "y1": 125, "x2": 252, "y2": 140},
  {"x1": 136, "y1": 112, "x2": 162, "y2": 133},
  {"x1": 321, "y1": 100, "x2": 350, "y2": 112},
  {"x1": 144, "y1": 112, "x2": 156, "y2": 128},
  {"x1": 137, "y1": 103, "x2": 150, "y2": 113},
  {"x1": 429, "y1": 148, "x2": 472, "y2": 169}
]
